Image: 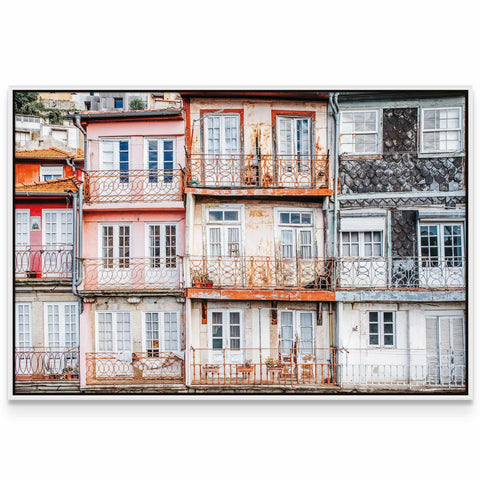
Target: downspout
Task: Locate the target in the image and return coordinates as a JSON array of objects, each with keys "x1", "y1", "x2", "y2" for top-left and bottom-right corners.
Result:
[{"x1": 328, "y1": 92, "x2": 340, "y2": 258}]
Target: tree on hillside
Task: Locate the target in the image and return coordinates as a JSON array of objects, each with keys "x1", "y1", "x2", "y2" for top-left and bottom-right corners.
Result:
[{"x1": 14, "y1": 92, "x2": 45, "y2": 115}]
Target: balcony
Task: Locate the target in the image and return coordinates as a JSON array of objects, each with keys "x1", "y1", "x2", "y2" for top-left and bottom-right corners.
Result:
[
  {"x1": 15, "y1": 347, "x2": 79, "y2": 381},
  {"x1": 80, "y1": 256, "x2": 183, "y2": 292},
  {"x1": 185, "y1": 154, "x2": 331, "y2": 196},
  {"x1": 336, "y1": 257, "x2": 466, "y2": 290},
  {"x1": 85, "y1": 352, "x2": 184, "y2": 385},
  {"x1": 191, "y1": 347, "x2": 339, "y2": 387},
  {"x1": 187, "y1": 256, "x2": 334, "y2": 301},
  {"x1": 15, "y1": 245, "x2": 73, "y2": 280},
  {"x1": 84, "y1": 169, "x2": 183, "y2": 204}
]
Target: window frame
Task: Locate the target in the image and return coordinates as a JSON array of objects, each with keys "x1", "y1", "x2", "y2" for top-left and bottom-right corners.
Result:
[
  {"x1": 275, "y1": 115, "x2": 313, "y2": 156},
  {"x1": 100, "y1": 137, "x2": 130, "y2": 172},
  {"x1": 368, "y1": 311, "x2": 396, "y2": 347},
  {"x1": 98, "y1": 223, "x2": 132, "y2": 269},
  {"x1": 95, "y1": 311, "x2": 132, "y2": 353},
  {"x1": 275, "y1": 208, "x2": 316, "y2": 259},
  {"x1": 113, "y1": 97, "x2": 124, "y2": 109},
  {"x1": 207, "y1": 309, "x2": 244, "y2": 350},
  {"x1": 15, "y1": 209, "x2": 30, "y2": 247},
  {"x1": 42, "y1": 209, "x2": 73, "y2": 247},
  {"x1": 279, "y1": 310, "x2": 316, "y2": 355},
  {"x1": 339, "y1": 109, "x2": 381, "y2": 155},
  {"x1": 205, "y1": 205, "x2": 243, "y2": 257},
  {"x1": 43, "y1": 302, "x2": 79, "y2": 348},
  {"x1": 420, "y1": 106, "x2": 463, "y2": 154},
  {"x1": 418, "y1": 221, "x2": 464, "y2": 266},
  {"x1": 201, "y1": 111, "x2": 242, "y2": 155},
  {"x1": 15, "y1": 302, "x2": 32, "y2": 348},
  {"x1": 143, "y1": 137, "x2": 176, "y2": 183},
  {"x1": 341, "y1": 230, "x2": 384, "y2": 258},
  {"x1": 145, "y1": 222, "x2": 178, "y2": 269},
  {"x1": 142, "y1": 311, "x2": 180, "y2": 355}
]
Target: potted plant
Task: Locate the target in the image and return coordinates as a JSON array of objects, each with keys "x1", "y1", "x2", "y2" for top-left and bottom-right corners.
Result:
[
  {"x1": 236, "y1": 359, "x2": 254, "y2": 374},
  {"x1": 192, "y1": 273, "x2": 213, "y2": 288},
  {"x1": 265, "y1": 357, "x2": 283, "y2": 373},
  {"x1": 190, "y1": 176, "x2": 200, "y2": 187},
  {"x1": 203, "y1": 364, "x2": 220, "y2": 374},
  {"x1": 62, "y1": 365, "x2": 79, "y2": 380}
]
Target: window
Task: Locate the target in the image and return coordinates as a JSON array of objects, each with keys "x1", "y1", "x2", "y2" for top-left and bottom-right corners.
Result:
[
  {"x1": 279, "y1": 211, "x2": 312, "y2": 225},
  {"x1": 43, "y1": 210, "x2": 73, "y2": 247},
  {"x1": 420, "y1": 223, "x2": 463, "y2": 267},
  {"x1": 51, "y1": 129, "x2": 68, "y2": 144},
  {"x1": 101, "y1": 224, "x2": 130, "y2": 268},
  {"x1": 40, "y1": 165, "x2": 63, "y2": 181},
  {"x1": 148, "y1": 224, "x2": 177, "y2": 268},
  {"x1": 276, "y1": 116, "x2": 311, "y2": 156},
  {"x1": 96, "y1": 312, "x2": 132, "y2": 356},
  {"x1": 146, "y1": 138, "x2": 175, "y2": 182},
  {"x1": 340, "y1": 110, "x2": 379, "y2": 154},
  {"x1": 101, "y1": 139, "x2": 129, "y2": 182},
  {"x1": 205, "y1": 115, "x2": 240, "y2": 154},
  {"x1": 368, "y1": 312, "x2": 395, "y2": 346},
  {"x1": 280, "y1": 311, "x2": 314, "y2": 355},
  {"x1": 16, "y1": 303, "x2": 32, "y2": 348},
  {"x1": 114, "y1": 97, "x2": 124, "y2": 109},
  {"x1": 16, "y1": 210, "x2": 30, "y2": 246},
  {"x1": 342, "y1": 231, "x2": 383, "y2": 257},
  {"x1": 144, "y1": 312, "x2": 180, "y2": 355},
  {"x1": 211, "y1": 310, "x2": 241, "y2": 350},
  {"x1": 421, "y1": 107, "x2": 462, "y2": 153},
  {"x1": 207, "y1": 207, "x2": 241, "y2": 257},
  {"x1": 16, "y1": 131, "x2": 30, "y2": 146},
  {"x1": 44, "y1": 303, "x2": 78, "y2": 348},
  {"x1": 277, "y1": 210, "x2": 314, "y2": 259}
]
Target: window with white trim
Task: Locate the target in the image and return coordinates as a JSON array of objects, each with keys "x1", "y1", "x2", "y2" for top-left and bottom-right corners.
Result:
[
  {"x1": 421, "y1": 107, "x2": 462, "y2": 153},
  {"x1": 368, "y1": 312, "x2": 395, "y2": 346},
  {"x1": 100, "y1": 139, "x2": 129, "y2": 182},
  {"x1": 16, "y1": 131, "x2": 31, "y2": 146},
  {"x1": 44, "y1": 302, "x2": 78, "y2": 348},
  {"x1": 16, "y1": 210, "x2": 30, "y2": 246},
  {"x1": 340, "y1": 110, "x2": 379, "y2": 154},
  {"x1": 207, "y1": 207, "x2": 241, "y2": 257},
  {"x1": 43, "y1": 210, "x2": 73, "y2": 247},
  {"x1": 146, "y1": 138, "x2": 175, "y2": 183},
  {"x1": 51, "y1": 129, "x2": 68, "y2": 144},
  {"x1": 101, "y1": 224, "x2": 130, "y2": 268},
  {"x1": 96, "y1": 312, "x2": 131, "y2": 354},
  {"x1": 148, "y1": 223, "x2": 177, "y2": 268},
  {"x1": 276, "y1": 116, "x2": 311, "y2": 156},
  {"x1": 16, "y1": 303, "x2": 32, "y2": 348},
  {"x1": 341, "y1": 231, "x2": 383, "y2": 257},
  {"x1": 144, "y1": 312, "x2": 180, "y2": 355},
  {"x1": 40, "y1": 165, "x2": 63, "y2": 181},
  {"x1": 420, "y1": 223, "x2": 464, "y2": 267},
  {"x1": 277, "y1": 210, "x2": 314, "y2": 259},
  {"x1": 205, "y1": 115, "x2": 240, "y2": 154}
]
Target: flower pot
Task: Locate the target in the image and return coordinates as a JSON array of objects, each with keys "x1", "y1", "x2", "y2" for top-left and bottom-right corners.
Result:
[
  {"x1": 193, "y1": 279, "x2": 202, "y2": 288},
  {"x1": 202, "y1": 282, "x2": 213, "y2": 288},
  {"x1": 26, "y1": 271, "x2": 38, "y2": 279},
  {"x1": 66, "y1": 374, "x2": 72, "y2": 380},
  {"x1": 237, "y1": 366, "x2": 254, "y2": 374}
]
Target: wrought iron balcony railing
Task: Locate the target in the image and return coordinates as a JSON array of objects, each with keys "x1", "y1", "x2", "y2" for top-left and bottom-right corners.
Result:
[
  {"x1": 191, "y1": 347, "x2": 339, "y2": 386},
  {"x1": 85, "y1": 352, "x2": 184, "y2": 385},
  {"x1": 15, "y1": 347, "x2": 79, "y2": 381},
  {"x1": 15, "y1": 245, "x2": 73, "y2": 279},
  {"x1": 84, "y1": 169, "x2": 183, "y2": 203},
  {"x1": 336, "y1": 256, "x2": 466, "y2": 290},
  {"x1": 185, "y1": 154, "x2": 329, "y2": 189},
  {"x1": 80, "y1": 256, "x2": 183, "y2": 291},
  {"x1": 189, "y1": 256, "x2": 333, "y2": 290}
]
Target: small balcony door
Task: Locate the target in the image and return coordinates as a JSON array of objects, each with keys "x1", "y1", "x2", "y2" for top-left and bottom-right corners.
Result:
[
  {"x1": 277, "y1": 211, "x2": 314, "y2": 288},
  {"x1": 426, "y1": 315, "x2": 465, "y2": 385},
  {"x1": 15, "y1": 210, "x2": 30, "y2": 276},
  {"x1": 146, "y1": 224, "x2": 179, "y2": 287},
  {"x1": 99, "y1": 224, "x2": 131, "y2": 287},
  {"x1": 42, "y1": 210, "x2": 73, "y2": 277},
  {"x1": 209, "y1": 310, "x2": 243, "y2": 365},
  {"x1": 145, "y1": 138, "x2": 176, "y2": 197},
  {"x1": 96, "y1": 312, "x2": 132, "y2": 365},
  {"x1": 204, "y1": 115, "x2": 241, "y2": 187},
  {"x1": 419, "y1": 224, "x2": 465, "y2": 288},
  {"x1": 100, "y1": 139, "x2": 131, "y2": 199},
  {"x1": 276, "y1": 116, "x2": 312, "y2": 187},
  {"x1": 44, "y1": 302, "x2": 79, "y2": 374},
  {"x1": 15, "y1": 303, "x2": 32, "y2": 376}
]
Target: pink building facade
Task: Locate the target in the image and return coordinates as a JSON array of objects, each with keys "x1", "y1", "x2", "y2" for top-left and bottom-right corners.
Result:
[{"x1": 76, "y1": 110, "x2": 186, "y2": 390}]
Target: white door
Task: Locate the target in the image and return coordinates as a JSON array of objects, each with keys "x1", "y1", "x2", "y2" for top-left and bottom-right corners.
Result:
[
  {"x1": 44, "y1": 303, "x2": 79, "y2": 374},
  {"x1": 209, "y1": 310, "x2": 243, "y2": 365},
  {"x1": 146, "y1": 224, "x2": 179, "y2": 287},
  {"x1": 426, "y1": 315, "x2": 465, "y2": 385},
  {"x1": 99, "y1": 225, "x2": 131, "y2": 287},
  {"x1": 204, "y1": 115, "x2": 241, "y2": 186},
  {"x1": 279, "y1": 227, "x2": 314, "y2": 287},
  {"x1": 279, "y1": 311, "x2": 315, "y2": 360},
  {"x1": 277, "y1": 117, "x2": 312, "y2": 187},
  {"x1": 100, "y1": 139, "x2": 131, "y2": 200},
  {"x1": 207, "y1": 223, "x2": 241, "y2": 286},
  {"x1": 15, "y1": 303, "x2": 32, "y2": 376},
  {"x1": 145, "y1": 138, "x2": 176, "y2": 198},
  {"x1": 42, "y1": 210, "x2": 73, "y2": 277},
  {"x1": 15, "y1": 210, "x2": 30, "y2": 276}
]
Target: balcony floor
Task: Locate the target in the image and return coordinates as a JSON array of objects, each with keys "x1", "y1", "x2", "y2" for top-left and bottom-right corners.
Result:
[
  {"x1": 185, "y1": 288, "x2": 335, "y2": 301},
  {"x1": 184, "y1": 187, "x2": 332, "y2": 197}
]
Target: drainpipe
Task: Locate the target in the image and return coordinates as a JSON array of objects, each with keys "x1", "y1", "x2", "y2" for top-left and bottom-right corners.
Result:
[{"x1": 328, "y1": 93, "x2": 340, "y2": 258}]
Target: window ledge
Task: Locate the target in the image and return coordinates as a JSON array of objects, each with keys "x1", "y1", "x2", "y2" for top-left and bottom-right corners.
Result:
[
  {"x1": 339, "y1": 154, "x2": 382, "y2": 161},
  {"x1": 417, "y1": 152, "x2": 465, "y2": 159}
]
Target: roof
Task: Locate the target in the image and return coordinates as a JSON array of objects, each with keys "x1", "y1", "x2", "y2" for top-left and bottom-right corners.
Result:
[
  {"x1": 15, "y1": 176, "x2": 81, "y2": 194},
  {"x1": 69, "y1": 109, "x2": 183, "y2": 122},
  {"x1": 15, "y1": 146, "x2": 84, "y2": 160}
]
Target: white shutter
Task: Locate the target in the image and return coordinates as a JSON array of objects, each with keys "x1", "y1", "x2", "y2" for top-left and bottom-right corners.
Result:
[{"x1": 341, "y1": 216, "x2": 386, "y2": 231}]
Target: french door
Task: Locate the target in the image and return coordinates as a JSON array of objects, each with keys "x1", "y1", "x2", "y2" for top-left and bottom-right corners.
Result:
[
  {"x1": 96, "y1": 312, "x2": 132, "y2": 362},
  {"x1": 279, "y1": 311, "x2": 315, "y2": 360},
  {"x1": 100, "y1": 139, "x2": 131, "y2": 198},
  {"x1": 99, "y1": 224, "x2": 131, "y2": 286},
  {"x1": 42, "y1": 210, "x2": 73, "y2": 277},
  {"x1": 15, "y1": 210, "x2": 30, "y2": 276},
  {"x1": 15, "y1": 303, "x2": 32, "y2": 375},
  {"x1": 146, "y1": 224, "x2": 178, "y2": 287},
  {"x1": 426, "y1": 315, "x2": 465, "y2": 385},
  {"x1": 207, "y1": 224, "x2": 241, "y2": 286},
  {"x1": 209, "y1": 310, "x2": 243, "y2": 364}
]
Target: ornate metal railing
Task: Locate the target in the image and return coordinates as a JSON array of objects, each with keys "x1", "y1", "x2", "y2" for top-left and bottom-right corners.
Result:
[
  {"x1": 85, "y1": 352, "x2": 184, "y2": 384},
  {"x1": 15, "y1": 347, "x2": 79, "y2": 381},
  {"x1": 338, "y1": 348, "x2": 466, "y2": 387},
  {"x1": 185, "y1": 154, "x2": 329, "y2": 189},
  {"x1": 191, "y1": 347, "x2": 339, "y2": 386},
  {"x1": 15, "y1": 245, "x2": 73, "y2": 279},
  {"x1": 335, "y1": 256, "x2": 466, "y2": 289},
  {"x1": 188, "y1": 256, "x2": 333, "y2": 290},
  {"x1": 80, "y1": 256, "x2": 183, "y2": 291},
  {"x1": 84, "y1": 169, "x2": 183, "y2": 203}
]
